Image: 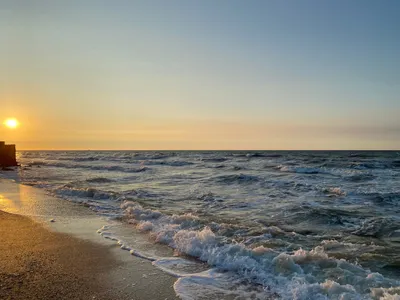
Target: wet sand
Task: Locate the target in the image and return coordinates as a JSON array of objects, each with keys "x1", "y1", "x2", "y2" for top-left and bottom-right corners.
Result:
[
  {"x1": 0, "y1": 210, "x2": 120, "y2": 299},
  {"x1": 0, "y1": 209, "x2": 178, "y2": 300}
]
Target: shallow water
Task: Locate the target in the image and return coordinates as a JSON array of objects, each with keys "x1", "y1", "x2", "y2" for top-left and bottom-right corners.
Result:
[{"x1": 10, "y1": 151, "x2": 400, "y2": 299}]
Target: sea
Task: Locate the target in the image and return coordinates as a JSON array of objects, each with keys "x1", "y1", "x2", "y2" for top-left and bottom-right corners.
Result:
[{"x1": 10, "y1": 151, "x2": 400, "y2": 299}]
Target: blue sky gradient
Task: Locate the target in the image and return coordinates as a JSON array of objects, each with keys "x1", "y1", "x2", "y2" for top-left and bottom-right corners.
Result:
[{"x1": 1, "y1": 0, "x2": 399, "y2": 149}]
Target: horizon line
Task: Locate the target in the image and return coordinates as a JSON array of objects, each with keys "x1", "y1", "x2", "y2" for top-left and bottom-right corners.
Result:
[{"x1": 17, "y1": 149, "x2": 400, "y2": 152}]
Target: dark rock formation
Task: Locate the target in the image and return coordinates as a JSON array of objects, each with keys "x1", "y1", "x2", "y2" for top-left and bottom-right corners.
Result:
[{"x1": 0, "y1": 141, "x2": 17, "y2": 167}]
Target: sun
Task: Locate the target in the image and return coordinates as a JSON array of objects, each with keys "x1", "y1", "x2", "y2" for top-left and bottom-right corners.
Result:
[{"x1": 3, "y1": 118, "x2": 19, "y2": 129}]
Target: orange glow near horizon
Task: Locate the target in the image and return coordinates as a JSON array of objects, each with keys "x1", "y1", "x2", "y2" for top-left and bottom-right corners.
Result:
[{"x1": 3, "y1": 118, "x2": 19, "y2": 129}]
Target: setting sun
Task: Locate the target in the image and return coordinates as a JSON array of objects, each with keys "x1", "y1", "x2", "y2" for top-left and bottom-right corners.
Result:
[{"x1": 3, "y1": 118, "x2": 19, "y2": 129}]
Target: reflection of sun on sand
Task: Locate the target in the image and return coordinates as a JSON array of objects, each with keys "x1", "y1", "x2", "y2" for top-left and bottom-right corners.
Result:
[{"x1": 0, "y1": 183, "x2": 47, "y2": 216}]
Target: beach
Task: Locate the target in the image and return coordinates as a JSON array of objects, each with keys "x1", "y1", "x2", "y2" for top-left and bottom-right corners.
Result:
[{"x1": 0, "y1": 179, "x2": 178, "y2": 300}]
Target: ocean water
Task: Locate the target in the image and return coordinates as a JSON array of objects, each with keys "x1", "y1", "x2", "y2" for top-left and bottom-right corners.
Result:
[{"x1": 13, "y1": 151, "x2": 400, "y2": 299}]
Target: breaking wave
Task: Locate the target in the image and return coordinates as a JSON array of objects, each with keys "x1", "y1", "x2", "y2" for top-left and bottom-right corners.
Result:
[
  {"x1": 120, "y1": 200, "x2": 400, "y2": 299},
  {"x1": 53, "y1": 185, "x2": 121, "y2": 202},
  {"x1": 276, "y1": 165, "x2": 328, "y2": 174}
]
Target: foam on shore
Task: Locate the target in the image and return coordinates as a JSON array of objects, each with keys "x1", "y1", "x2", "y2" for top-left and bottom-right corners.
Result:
[{"x1": 89, "y1": 200, "x2": 400, "y2": 299}]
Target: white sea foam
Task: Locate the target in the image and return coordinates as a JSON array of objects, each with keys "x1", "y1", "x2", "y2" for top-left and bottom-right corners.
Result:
[
  {"x1": 277, "y1": 165, "x2": 324, "y2": 174},
  {"x1": 120, "y1": 200, "x2": 400, "y2": 299},
  {"x1": 371, "y1": 287, "x2": 400, "y2": 300},
  {"x1": 174, "y1": 269, "x2": 268, "y2": 300},
  {"x1": 137, "y1": 220, "x2": 154, "y2": 232},
  {"x1": 324, "y1": 187, "x2": 347, "y2": 197}
]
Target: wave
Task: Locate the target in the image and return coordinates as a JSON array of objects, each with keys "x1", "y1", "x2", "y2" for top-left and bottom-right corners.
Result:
[
  {"x1": 277, "y1": 165, "x2": 326, "y2": 174},
  {"x1": 208, "y1": 164, "x2": 225, "y2": 169},
  {"x1": 213, "y1": 173, "x2": 261, "y2": 184},
  {"x1": 142, "y1": 160, "x2": 194, "y2": 167},
  {"x1": 196, "y1": 191, "x2": 219, "y2": 202},
  {"x1": 392, "y1": 160, "x2": 400, "y2": 168},
  {"x1": 349, "y1": 162, "x2": 391, "y2": 170},
  {"x1": 200, "y1": 158, "x2": 228, "y2": 163},
  {"x1": 58, "y1": 156, "x2": 101, "y2": 162},
  {"x1": 281, "y1": 205, "x2": 365, "y2": 231},
  {"x1": 205, "y1": 164, "x2": 246, "y2": 171},
  {"x1": 371, "y1": 286, "x2": 400, "y2": 300},
  {"x1": 277, "y1": 164, "x2": 379, "y2": 181},
  {"x1": 145, "y1": 152, "x2": 172, "y2": 160},
  {"x1": 347, "y1": 173, "x2": 376, "y2": 182},
  {"x1": 157, "y1": 161, "x2": 193, "y2": 167},
  {"x1": 356, "y1": 192, "x2": 400, "y2": 206},
  {"x1": 244, "y1": 152, "x2": 285, "y2": 158},
  {"x1": 245, "y1": 152, "x2": 268, "y2": 158},
  {"x1": 349, "y1": 153, "x2": 377, "y2": 158},
  {"x1": 120, "y1": 200, "x2": 400, "y2": 299},
  {"x1": 374, "y1": 192, "x2": 400, "y2": 205},
  {"x1": 27, "y1": 160, "x2": 149, "y2": 173},
  {"x1": 323, "y1": 187, "x2": 346, "y2": 197},
  {"x1": 320, "y1": 239, "x2": 384, "y2": 259},
  {"x1": 85, "y1": 177, "x2": 115, "y2": 183},
  {"x1": 232, "y1": 165, "x2": 245, "y2": 171},
  {"x1": 110, "y1": 152, "x2": 174, "y2": 161},
  {"x1": 53, "y1": 185, "x2": 121, "y2": 202},
  {"x1": 27, "y1": 161, "x2": 45, "y2": 166},
  {"x1": 352, "y1": 217, "x2": 400, "y2": 238},
  {"x1": 50, "y1": 184, "x2": 162, "y2": 209}
]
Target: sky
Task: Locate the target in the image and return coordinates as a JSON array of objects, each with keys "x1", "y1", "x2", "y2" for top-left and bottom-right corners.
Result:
[{"x1": 1, "y1": 0, "x2": 399, "y2": 150}]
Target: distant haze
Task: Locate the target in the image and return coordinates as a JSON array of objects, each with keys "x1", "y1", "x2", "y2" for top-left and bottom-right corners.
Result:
[{"x1": 1, "y1": 1, "x2": 399, "y2": 150}]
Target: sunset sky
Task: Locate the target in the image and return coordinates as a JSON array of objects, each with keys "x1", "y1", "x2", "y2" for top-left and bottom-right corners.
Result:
[{"x1": 1, "y1": 0, "x2": 399, "y2": 150}]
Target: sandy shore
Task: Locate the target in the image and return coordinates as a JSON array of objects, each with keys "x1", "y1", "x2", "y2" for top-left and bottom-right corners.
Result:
[
  {"x1": 0, "y1": 178, "x2": 179, "y2": 300},
  {"x1": 0, "y1": 209, "x2": 178, "y2": 300},
  {"x1": 0, "y1": 210, "x2": 120, "y2": 299}
]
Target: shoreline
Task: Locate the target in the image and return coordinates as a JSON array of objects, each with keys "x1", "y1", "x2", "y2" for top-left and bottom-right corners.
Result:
[{"x1": 0, "y1": 178, "x2": 179, "y2": 300}]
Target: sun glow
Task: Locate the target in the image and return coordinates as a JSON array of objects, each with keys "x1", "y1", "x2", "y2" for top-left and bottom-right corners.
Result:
[{"x1": 3, "y1": 118, "x2": 19, "y2": 129}]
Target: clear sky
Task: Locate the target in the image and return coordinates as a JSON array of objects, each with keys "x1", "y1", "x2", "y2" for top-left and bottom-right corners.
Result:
[{"x1": 1, "y1": 0, "x2": 399, "y2": 150}]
